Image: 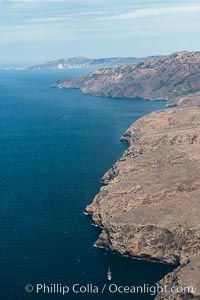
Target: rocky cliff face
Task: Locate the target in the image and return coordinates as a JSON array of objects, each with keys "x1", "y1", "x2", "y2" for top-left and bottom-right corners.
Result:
[
  {"x1": 86, "y1": 105, "x2": 200, "y2": 299},
  {"x1": 55, "y1": 51, "x2": 200, "y2": 106},
  {"x1": 155, "y1": 257, "x2": 200, "y2": 299}
]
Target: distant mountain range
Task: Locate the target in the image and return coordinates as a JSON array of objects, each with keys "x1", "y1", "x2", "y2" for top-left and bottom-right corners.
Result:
[{"x1": 3, "y1": 56, "x2": 160, "y2": 71}]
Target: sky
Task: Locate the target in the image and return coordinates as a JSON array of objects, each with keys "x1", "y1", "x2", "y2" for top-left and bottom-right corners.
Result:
[{"x1": 1, "y1": 0, "x2": 200, "y2": 65}]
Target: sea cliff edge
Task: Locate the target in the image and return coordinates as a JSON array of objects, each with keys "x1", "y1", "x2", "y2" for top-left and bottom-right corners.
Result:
[{"x1": 86, "y1": 105, "x2": 200, "y2": 299}]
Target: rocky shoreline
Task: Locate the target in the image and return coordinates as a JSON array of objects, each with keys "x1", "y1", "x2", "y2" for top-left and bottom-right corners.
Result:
[{"x1": 86, "y1": 105, "x2": 200, "y2": 299}]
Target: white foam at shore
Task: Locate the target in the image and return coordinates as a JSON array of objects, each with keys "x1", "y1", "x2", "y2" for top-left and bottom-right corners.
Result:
[
  {"x1": 93, "y1": 243, "x2": 104, "y2": 249},
  {"x1": 91, "y1": 223, "x2": 99, "y2": 227},
  {"x1": 82, "y1": 211, "x2": 89, "y2": 215}
]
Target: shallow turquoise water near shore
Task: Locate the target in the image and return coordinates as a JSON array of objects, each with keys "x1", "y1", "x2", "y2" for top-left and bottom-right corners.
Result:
[{"x1": 0, "y1": 70, "x2": 173, "y2": 299}]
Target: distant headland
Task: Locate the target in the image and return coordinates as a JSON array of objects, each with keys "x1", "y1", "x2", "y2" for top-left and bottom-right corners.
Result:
[
  {"x1": 2, "y1": 55, "x2": 160, "y2": 71},
  {"x1": 54, "y1": 51, "x2": 200, "y2": 107}
]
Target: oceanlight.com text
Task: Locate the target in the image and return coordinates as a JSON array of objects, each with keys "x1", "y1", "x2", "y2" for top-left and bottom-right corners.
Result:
[{"x1": 25, "y1": 283, "x2": 196, "y2": 296}]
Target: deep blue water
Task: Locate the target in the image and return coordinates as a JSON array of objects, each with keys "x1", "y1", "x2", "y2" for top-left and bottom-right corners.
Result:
[{"x1": 0, "y1": 70, "x2": 173, "y2": 300}]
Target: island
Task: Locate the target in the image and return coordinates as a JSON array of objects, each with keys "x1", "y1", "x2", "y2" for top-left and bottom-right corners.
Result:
[
  {"x1": 55, "y1": 51, "x2": 200, "y2": 299},
  {"x1": 3, "y1": 56, "x2": 159, "y2": 71}
]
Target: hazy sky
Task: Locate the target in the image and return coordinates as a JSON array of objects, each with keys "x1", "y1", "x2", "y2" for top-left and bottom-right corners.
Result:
[{"x1": 1, "y1": 0, "x2": 200, "y2": 65}]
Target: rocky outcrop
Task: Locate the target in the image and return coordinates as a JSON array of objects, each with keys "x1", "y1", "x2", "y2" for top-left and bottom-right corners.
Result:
[
  {"x1": 55, "y1": 51, "x2": 200, "y2": 106},
  {"x1": 86, "y1": 105, "x2": 200, "y2": 298},
  {"x1": 167, "y1": 91, "x2": 200, "y2": 107},
  {"x1": 156, "y1": 257, "x2": 200, "y2": 299}
]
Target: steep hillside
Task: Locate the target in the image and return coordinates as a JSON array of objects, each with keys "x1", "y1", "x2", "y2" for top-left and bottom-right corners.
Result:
[{"x1": 55, "y1": 51, "x2": 200, "y2": 106}]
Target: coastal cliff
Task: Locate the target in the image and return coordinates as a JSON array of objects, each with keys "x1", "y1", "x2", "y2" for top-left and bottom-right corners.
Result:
[
  {"x1": 86, "y1": 105, "x2": 200, "y2": 299},
  {"x1": 55, "y1": 51, "x2": 200, "y2": 106}
]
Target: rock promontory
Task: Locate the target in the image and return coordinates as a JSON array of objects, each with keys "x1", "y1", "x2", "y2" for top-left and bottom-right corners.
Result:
[
  {"x1": 55, "y1": 51, "x2": 200, "y2": 106},
  {"x1": 86, "y1": 105, "x2": 200, "y2": 299}
]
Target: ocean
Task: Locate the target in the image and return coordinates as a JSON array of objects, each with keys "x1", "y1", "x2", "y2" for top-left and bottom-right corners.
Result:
[{"x1": 0, "y1": 69, "x2": 173, "y2": 299}]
